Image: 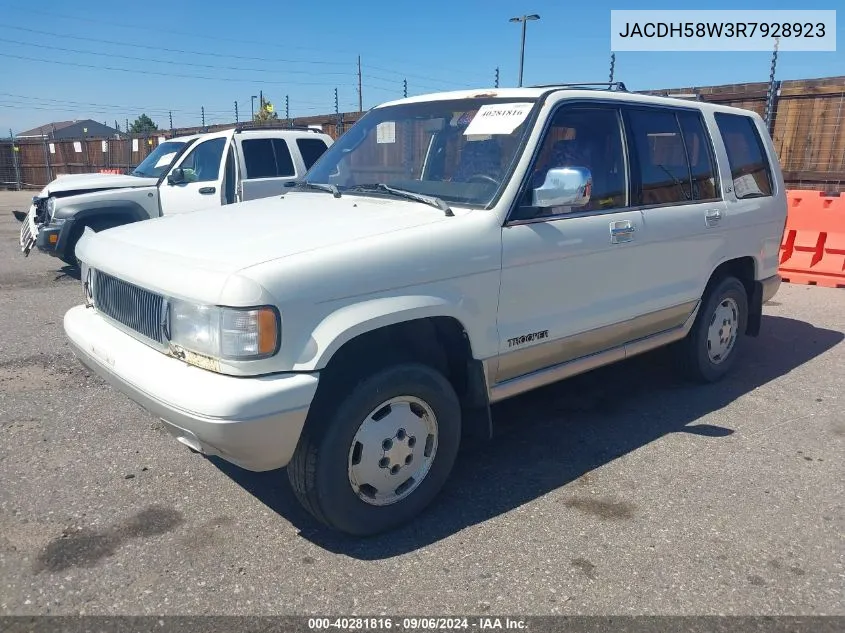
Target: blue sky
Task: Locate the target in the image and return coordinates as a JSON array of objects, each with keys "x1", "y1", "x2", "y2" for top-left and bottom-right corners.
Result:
[{"x1": 1, "y1": 0, "x2": 842, "y2": 134}]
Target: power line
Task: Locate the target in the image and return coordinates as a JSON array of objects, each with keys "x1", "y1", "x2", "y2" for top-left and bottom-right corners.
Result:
[
  {"x1": 0, "y1": 53, "x2": 358, "y2": 87},
  {"x1": 0, "y1": 37, "x2": 357, "y2": 78},
  {"x1": 0, "y1": 25, "x2": 355, "y2": 67},
  {"x1": 366, "y1": 63, "x2": 487, "y2": 86},
  {"x1": 4, "y1": 7, "x2": 492, "y2": 83}
]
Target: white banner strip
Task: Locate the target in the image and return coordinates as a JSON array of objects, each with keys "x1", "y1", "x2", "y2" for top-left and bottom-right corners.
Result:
[{"x1": 611, "y1": 10, "x2": 836, "y2": 52}]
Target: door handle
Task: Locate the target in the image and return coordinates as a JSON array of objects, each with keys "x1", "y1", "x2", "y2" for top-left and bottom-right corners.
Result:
[
  {"x1": 198, "y1": 187, "x2": 216, "y2": 195},
  {"x1": 610, "y1": 220, "x2": 636, "y2": 244},
  {"x1": 705, "y1": 209, "x2": 722, "y2": 226}
]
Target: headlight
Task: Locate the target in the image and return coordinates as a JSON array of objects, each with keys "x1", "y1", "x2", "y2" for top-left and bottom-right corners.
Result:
[
  {"x1": 47, "y1": 197, "x2": 56, "y2": 219},
  {"x1": 168, "y1": 299, "x2": 280, "y2": 360}
]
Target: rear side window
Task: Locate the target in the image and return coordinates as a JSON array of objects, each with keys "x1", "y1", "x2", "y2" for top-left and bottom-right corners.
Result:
[
  {"x1": 714, "y1": 113, "x2": 774, "y2": 199},
  {"x1": 241, "y1": 139, "x2": 277, "y2": 179},
  {"x1": 297, "y1": 138, "x2": 329, "y2": 170},
  {"x1": 677, "y1": 111, "x2": 719, "y2": 201},
  {"x1": 272, "y1": 139, "x2": 295, "y2": 177},
  {"x1": 626, "y1": 108, "x2": 693, "y2": 205},
  {"x1": 241, "y1": 138, "x2": 296, "y2": 179}
]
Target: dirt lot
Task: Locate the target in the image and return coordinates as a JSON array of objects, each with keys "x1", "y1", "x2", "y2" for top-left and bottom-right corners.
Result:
[{"x1": 0, "y1": 189, "x2": 842, "y2": 616}]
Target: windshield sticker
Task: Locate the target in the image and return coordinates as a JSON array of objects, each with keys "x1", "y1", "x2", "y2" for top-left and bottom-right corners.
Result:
[
  {"x1": 463, "y1": 102, "x2": 533, "y2": 136},
  {"x1": 376, "y1": 121, "x2": 396, "y2": 144},
  {"x1": 154, "y1": 152, "x2": 177, "y2": 168}
]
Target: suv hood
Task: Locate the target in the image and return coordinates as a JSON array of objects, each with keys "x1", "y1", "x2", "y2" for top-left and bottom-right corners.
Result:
[
  {"x1": 76, "y1": 191, "x2": 455, "y2": 303},
  {"x1": 46, "y1": 172, "x2": 158, "y2": 194}
]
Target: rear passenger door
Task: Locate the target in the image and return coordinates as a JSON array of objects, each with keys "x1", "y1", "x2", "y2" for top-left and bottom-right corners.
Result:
[
  {"x1": 239, "y1": 137, "x2": 299, "y2": 201},
  {"x1": 621, "y1": 104, "x2": 728, "y2": 309}
]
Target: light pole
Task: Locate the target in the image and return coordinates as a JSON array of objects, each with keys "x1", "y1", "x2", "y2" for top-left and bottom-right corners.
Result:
[
  {"x1": 509, "y1": 14, "x2": 540, "y2": 87},
  {"x1": 250, "y1": 95, "x2": 258, "y2": 120}
]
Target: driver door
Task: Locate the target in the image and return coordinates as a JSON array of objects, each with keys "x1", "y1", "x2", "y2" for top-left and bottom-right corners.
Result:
[{"x1": 159, "y1": 128, "x2": 236, "y2": 215}]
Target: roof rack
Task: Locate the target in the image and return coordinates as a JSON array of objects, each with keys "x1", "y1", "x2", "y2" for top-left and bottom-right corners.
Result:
[
  {"x1": 530, "y1": 82, "x2": 629, "y2": 92},
  {"x1": 232, "y1": 123, "x2": 324, "y2": 133}
]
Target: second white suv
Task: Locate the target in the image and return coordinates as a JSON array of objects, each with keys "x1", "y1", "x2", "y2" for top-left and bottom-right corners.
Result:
[
  {"x1": 19, "y1": 125, "x2": 333, "y2": 266},
  {"x1": 63, "y1": 83, "x2": 787, "y2": 536}
]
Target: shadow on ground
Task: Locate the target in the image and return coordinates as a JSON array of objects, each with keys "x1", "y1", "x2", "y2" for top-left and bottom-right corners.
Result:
[{"x1": 212, "y1": 315, "x2": 843, "y2": 558}]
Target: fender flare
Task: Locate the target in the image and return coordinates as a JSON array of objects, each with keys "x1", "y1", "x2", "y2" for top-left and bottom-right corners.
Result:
[
  {"x1": 55, "y1": 199, "x2": 152, "y2": 226},
  {"x1": 295, "y1": 295, "x2": 479, "y2": 371}
]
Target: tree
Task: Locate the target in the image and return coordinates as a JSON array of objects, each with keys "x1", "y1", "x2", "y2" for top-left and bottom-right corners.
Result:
[
  {"x1": 253, "y1": 94, "x2": 279, "y2": 122},
  {"x1": 129, "y1": 114, "x2": 158, "y2": 133}
]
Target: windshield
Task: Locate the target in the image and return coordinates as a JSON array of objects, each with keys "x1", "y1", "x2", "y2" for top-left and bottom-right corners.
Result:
[
  {"x1": 304, "y1": 97, "x2": 539, "y2": 207},
  {"x1": 132, "y1": 140, "x2": 189, "y2": 178}
]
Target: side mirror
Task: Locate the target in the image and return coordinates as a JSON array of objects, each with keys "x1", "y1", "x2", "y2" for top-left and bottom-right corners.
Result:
[
  {"x1": 167, "y1": 168, "x2": 185, "y2": 185},
  {"x1": 532, "y1": 166, "x2": 592, "y2": 209}
]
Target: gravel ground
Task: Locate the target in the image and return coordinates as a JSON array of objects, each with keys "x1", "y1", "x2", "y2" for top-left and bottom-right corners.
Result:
[{"x1": 0, "y1": 190, "x2": 842, "y2": 616}]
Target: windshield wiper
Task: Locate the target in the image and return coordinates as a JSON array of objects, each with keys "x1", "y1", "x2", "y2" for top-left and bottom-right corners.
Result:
[
  {"x1": 288, "y1": 181, "x2": 341, "y2": 198},
  {"x1": 345, "y1": 183, "x2": 454, "y2": 216}
]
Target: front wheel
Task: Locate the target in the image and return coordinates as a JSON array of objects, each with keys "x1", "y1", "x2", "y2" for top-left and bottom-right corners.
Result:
[
  {"x1": 60, "y1": 218, "x2": 126, "y2": 267},
  {"x1": 288, "y1": 363, "x2": 462, "y2": 536},
  {"x1": 678, "y1": 275, "x2": 748, "y2": 383}
]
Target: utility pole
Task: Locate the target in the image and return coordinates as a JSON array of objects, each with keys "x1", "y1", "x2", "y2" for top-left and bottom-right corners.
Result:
[
  {"x1": 509, "y1": 14, "x2": 540, "y2": 87},
  {"x1": 201, "y1": 106, "x2": 205, "y2": 129},
  {"x1": 403, "y1": 79, "x2": 408, "y2": 98},
  {"x1": 285, "y1": 95, "x2": 290, "y2": 127},
  {"x1": 125, "y1": 118, "x2": 129, "y2": 134},
  {"x1": 260, "y1": 90, "x2": 263, "y2": 112},
  {"x1": 234, "y1": 101, "x2": 239, "y2": 123},
  {"x1": 357, "y1": 55, "x2": 363, "y2": 112},
  {"x1": 169, "y1": 111, "x2": 173, "y2": 130},
  {"x1": 495, "y1": 67, "x2": 500, "y2": 88}
]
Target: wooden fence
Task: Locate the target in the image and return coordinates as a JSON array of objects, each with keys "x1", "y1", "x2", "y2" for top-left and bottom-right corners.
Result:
[{"x1": 2, "y1": 75, "x2": 843, "y2": 192}]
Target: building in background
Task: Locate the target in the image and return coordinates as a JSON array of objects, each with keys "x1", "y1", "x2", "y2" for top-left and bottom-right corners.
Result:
[{"x1": 16, "y1": 120, "x2": 124, "y2": 140}]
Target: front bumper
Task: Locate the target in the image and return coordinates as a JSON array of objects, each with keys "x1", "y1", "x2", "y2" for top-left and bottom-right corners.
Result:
[
  {"x1": 36, "y1": 219, "x2": 76, "y2": 259},
  {"x1": 64, "y1": 304, "x2": 319, "y2": 472}
]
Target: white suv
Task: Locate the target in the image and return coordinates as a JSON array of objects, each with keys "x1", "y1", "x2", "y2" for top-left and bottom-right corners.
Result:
[{"x1": 63, "y1": 84, "x2": 787, "y2": 536}]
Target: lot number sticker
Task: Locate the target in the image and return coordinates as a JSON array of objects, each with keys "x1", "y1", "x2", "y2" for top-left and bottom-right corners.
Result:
[
  {"x1": 154, "y1": 152, "x2": 177, "y2": 168},
  {"x1": 463, "y1": 103, "x2": 533, "y2": 136},
  {"x1": 377, "y1": 121, "x2": 396, "y2": 144}
]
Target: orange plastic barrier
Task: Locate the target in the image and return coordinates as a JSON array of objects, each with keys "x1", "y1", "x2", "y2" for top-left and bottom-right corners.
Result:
[{"x1": 779, "y1": 190, "x2": 845, "y2": 288}]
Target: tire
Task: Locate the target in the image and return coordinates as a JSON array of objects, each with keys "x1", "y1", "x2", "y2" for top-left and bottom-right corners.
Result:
[
  {"x1": 60, "y1": 218, "x2": 125, "y2": 267},
  {"x1": 678, "y1": 275, "x2": 748, "y2": 383},
  {"x1": 288, "y1": 362, "x2": 462, "y2": 536}
]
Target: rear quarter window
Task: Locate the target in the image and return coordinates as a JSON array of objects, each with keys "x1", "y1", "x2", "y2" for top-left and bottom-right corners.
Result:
[
  {"x1": 297, "y1": 138, "x2": 329, "y2": 170},
  {"x1": 714, "y1": 112, "x2": 774, "y2": 199}
]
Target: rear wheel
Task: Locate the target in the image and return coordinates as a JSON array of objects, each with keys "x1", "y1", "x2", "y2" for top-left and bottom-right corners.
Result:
[
  {"x1": 288, "y1": 362, "x2": 462, "y2": 536},
  {"x1": 678, "y1": 275, "x2": 748, "y2": 383}
]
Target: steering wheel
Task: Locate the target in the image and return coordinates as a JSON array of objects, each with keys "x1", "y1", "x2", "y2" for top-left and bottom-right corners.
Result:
[{"x1": 467, "y1": 174, "x2": 500, "y2": 186}]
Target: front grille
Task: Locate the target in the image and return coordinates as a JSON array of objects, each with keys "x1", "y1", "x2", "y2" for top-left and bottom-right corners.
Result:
[
  {"x1": 33, "y1": 197, "x2": 49, "y2": 224},
  {"x1": 91, "y1": 269, "x2": 166, "y2": 344}
]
